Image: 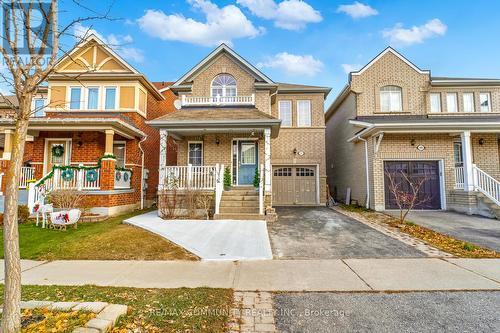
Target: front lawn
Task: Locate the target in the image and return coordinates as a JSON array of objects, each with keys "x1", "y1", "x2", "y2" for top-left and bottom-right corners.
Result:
[
  {"x1": 0, "y1": 285, "x2": 233, "y2": 333},
  {"x1": 0, "y1": 209, "x2": 198, "y2": 261}
]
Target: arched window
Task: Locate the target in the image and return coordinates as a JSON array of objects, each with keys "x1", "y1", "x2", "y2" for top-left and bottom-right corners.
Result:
[
  {"x1": 380, "y1": 85, "x2": 402, "y2": 112},
  {"x1": 211, "y1": 74, "x2": 237, "y2": 97}
]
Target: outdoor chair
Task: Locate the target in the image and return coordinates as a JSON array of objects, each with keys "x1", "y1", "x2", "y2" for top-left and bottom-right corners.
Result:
[{"x1": 49, "y1": 209, "x2": 81, "y2": 230}]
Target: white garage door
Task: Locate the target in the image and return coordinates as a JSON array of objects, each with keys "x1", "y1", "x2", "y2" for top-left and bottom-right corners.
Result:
[{"x1": 272, "y1": 166, "x2": 317, "y2": 205}]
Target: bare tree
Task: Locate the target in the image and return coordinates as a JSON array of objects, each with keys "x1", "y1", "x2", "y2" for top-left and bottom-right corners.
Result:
[
  {"x1": 0, "y1": 1, "x2": 113, "y2": 331},
  {"x1": 385, "y1": 169, "x2": 432, "y2": 223}
]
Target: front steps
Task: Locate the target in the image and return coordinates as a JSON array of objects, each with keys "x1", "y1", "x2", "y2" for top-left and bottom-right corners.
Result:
[
  {"x1": 476, "y1": 193, "x2": 500, "y2": 219},
  {"x1": 214, "y1": 186, "x2": 264, "y2": 220}
]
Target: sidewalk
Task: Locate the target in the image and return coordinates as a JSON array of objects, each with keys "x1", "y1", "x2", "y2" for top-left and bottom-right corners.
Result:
[{"x1": 2, "y1": 258, "x2": 500, "y2": 292}]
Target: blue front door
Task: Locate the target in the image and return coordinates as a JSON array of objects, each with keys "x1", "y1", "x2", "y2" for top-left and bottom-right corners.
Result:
[{"x1": 238, "y1": 141, "x2": 258, "y2": 185}]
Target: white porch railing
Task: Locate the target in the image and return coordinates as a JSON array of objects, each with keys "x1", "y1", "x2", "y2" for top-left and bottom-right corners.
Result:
[
  {"x1": 259, "y1": 163, "x2": 264, "y2": 215},
  {"x1": 163, "y1": 164, "x2": 217, "y2": 189},
  {"x1": 181, "y1": 94, "x2": 255, "y2": 107},
  {"x1": 19, "y1": 166, "x2": 35, "y2": 189},
  {"x1": 473, "y1": 164, "x2": 500, "y2": 205},
  {"x1": 215, "y1": 164, "x2": 224, "y2": 215},
  {"x1": 454, "y1": 166, "x2": 464, "y2": 189}
]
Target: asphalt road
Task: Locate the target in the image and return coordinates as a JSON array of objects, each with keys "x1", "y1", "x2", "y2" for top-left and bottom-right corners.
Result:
[
  {"x1": 273, "y1": 291, "x2": 500, "y2": 333},
  {"x1": 269, "y1": 207, "x2": 425, "y2": 259}
]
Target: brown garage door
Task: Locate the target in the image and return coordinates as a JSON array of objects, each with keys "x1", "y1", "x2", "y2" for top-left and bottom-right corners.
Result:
[
  {"x1": 272, "y1": 166, "x2": 317, "y2": 205},
  {"x1": 384, "y1": 161, "x2": 441, "y2": 210}
]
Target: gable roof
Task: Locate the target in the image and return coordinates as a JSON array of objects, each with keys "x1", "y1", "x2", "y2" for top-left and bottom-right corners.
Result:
[
  {"x1": 172, "y1": 44, "x2": 275, "y2": 88},
  {"x1": 350, "y1": 47, "x2": 430, "y2": 77}
]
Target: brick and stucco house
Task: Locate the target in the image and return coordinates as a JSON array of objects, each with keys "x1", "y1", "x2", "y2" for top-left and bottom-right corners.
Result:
[
  {"x1": 148, "y1": 44, "x2": 331, "y2": 219},
  {"x1": 326, "y1": 47, "x2": 500, "y2": 218},
  {"x1": 0, "y1": 35, "x2": 176, "y2": 216}
]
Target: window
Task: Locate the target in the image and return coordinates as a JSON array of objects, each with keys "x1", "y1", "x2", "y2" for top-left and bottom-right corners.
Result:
[
  {"x1": 463, "y1": 93, "x2": 475, "y2": 113},
  {"x1": 188, "y1": 142, "x2": 203, "y2": 166},
  {"x1": 240, "y1": 143, "x2": 256, "y2": 165},
  {"x1": 105, "y1": 87, "x2": 117, "y2": 110},
  {"x1": 296, "y1": 167, "x2": 315, "y2": 177},
  {"x1": 297, "y1": 100, "x2": 311, "y2": 127},
  {"x1": 380, "y1": 86, "x2": 402, "y2": 112},
  {"x1": 113, "y1": 142, "x2": 126, "y2": 168},
  {"x1": 278, "y1": 100, "x2": 292, "y2": 127},
  {"x1": 453, "y1": 141, "x2": 463, "y2": 167},
  {"x1": 446, "y1": 93, "x2": 458, "y2": 113},
  {"x1": 273, "y1": 167, "x2": 292, "y2": 176},
  {"x1": 480, "y1": 93, "x2": 491, "y2": 112},
  {"x1": 87, "y1": 87, "x2": 99, "y2": 110},
  {"x1": 70, "y1": 87, "x2": 81, "y2": 109},
  {"x1": 429, "y1": 93, "x2": 441, "y2": 113},
  {"x1": 33, "y1": 98, "x2": 45, "y2": 117},
  {"x1": 211, "y1": 74, "x2": 237, "y2": 97}
]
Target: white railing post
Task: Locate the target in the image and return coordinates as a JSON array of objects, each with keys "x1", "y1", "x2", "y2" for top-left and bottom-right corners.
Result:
[
  {"x1": 259, "y1": 163, "x2": 264, "y2": 215},
  {"x1": 28, "y1": 182, "x2": 36, "y2": 214},
  {"x1": 472, "y1": 164, "x2": 478, "y2": 190},
  {"x1": 181, "y1": 94, "x2": 186, "y2": 106},
  {"x1": 53, "y1": 168, "x2": 60, "y2": 190},
  {"x1": 215, "y1": 164, "x2": 221, "y2": 215},
  {"x1": 77, "y1": 164, "x2": 83, "y2": 191},
  {"x1": 461, "y1": 131, "x2": 474, "y2": 192},
  {"x1": 187, "y1": 164, "x2": 192, "y2": 189}
]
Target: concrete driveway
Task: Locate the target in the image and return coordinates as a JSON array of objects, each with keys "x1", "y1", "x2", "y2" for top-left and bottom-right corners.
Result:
[
  {"x1": 395, "y1": 211, "x2": 500, "y2": 251},
  {"x1": 268, "y1": 207, "x2": 425, "y2": 259}
]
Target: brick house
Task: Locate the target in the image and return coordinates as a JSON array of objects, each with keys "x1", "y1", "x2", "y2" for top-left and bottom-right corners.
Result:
[
  {"x1": 0, "y1": 35, "x2": 176, "y2": 216},
  {"x1": 326, "y1": 47, "x2": 500, "y2": 218},
  {"x1": 148, "y1": 44, "x2": 331, "y2": 219}
]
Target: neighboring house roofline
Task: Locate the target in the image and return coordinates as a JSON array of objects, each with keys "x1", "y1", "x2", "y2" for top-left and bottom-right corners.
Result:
[
  {"x1": 276, "y1": 82, "x2": 332, "y2": 97},
  {"x1": 350, "y1": 46, "x2": 430, "y2": 77},
  {"x1": 325, "y1": 84, "x2": 351, "y2": 121},
  {"x1": 431, "y1": 77, "x2": 500, "y2": 86},
  {"x1": 171, "y1": 43, "x2": 275, "y2": 88}
]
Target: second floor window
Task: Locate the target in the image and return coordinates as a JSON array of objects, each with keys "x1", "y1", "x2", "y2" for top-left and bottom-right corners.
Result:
[
  {"x1": 380, "y1": 85, "x2": 402, "y2": 112},
  {"x1": 33, "y1": 98, "x2": 45, "y2": 117},
  {"x1": 430, "y1": 93, "x2": 441, "y2": 113},
  {"x1": 211, "y1": 74, "x2": 236, "y2": 97},
  {"x1": 480, "y1": 93, "x2": 491, "y2": 112},
  {"x1": 278, "y1": 100, "x2": 292, "y2": 127},
  {"x1": 446, "y1": 93, "x2": 458, "y2": 113},
  {"x1": 463, "y1": 93, "x2": 475, "y2": 113},
  {"x1": 105, "y1": 87, "x2": 117, "y2": 110},
  {"x1": 70, "y1": 87, "x2": 81, "y2": 109},
  {"x1": 297, "y1": 100, "x2": 311, "y2": 127},
  {"x1": 87, "y1": 87, "x2": 99, "y2": 110}
]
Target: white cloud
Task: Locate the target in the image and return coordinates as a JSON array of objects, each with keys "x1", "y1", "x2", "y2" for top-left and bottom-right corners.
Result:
[
  {"x1": 341, "y1": 63, "x2": 362, "y2": 74},
  {"x1": 383, "y1": 19, "x2": 447, "y2": 46},
  {"x1": 337, "y1": 2, "x2": 378, "y2": 19},
  {"x1": 73, "y1": 23, "x2": 144, "y2": 62},
  {"x1": 257, "y1": 52, "x2": 323, "y2": 76},
  {"x1": 237, "y1": 0, "x2": 322, "y2": 30},
  {"x1": 137, "y1": 0, "x2": 263, "y2": 47}
]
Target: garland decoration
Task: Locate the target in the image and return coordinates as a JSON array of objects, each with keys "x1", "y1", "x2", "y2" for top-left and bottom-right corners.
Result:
[{"x1": 51, "y1": 145, "x2": 64, "y2": 157}]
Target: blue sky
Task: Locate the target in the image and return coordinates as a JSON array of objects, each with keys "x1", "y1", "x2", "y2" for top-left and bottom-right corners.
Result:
[{"x1": 60, "y1": 0, "x2": 500, "y2": 105}]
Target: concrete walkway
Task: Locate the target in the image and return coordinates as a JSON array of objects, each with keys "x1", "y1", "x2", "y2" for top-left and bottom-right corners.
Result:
[
  {"x1": 124, "y1": 211, "x2": 272, "y2": 260},
  {"x1": 5, "y1": 259, "x2": 500, "y2": 292},
  {"x1": 388, "y1": 211, "x2": 500, "y2": 251}
]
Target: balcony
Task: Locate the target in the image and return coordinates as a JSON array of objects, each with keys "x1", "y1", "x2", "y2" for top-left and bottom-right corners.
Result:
[{"x1": 181, "y1": 94, "x2": 255, "y2": 107}]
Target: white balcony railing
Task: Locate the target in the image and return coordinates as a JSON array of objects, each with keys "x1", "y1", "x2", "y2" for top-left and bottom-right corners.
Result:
[
  {"x1": 473, "y1": 164, "x2": 500, "y2": 205},
  {"x1": 163, "y1": 165, "x2": 217, "y2": 190},
  {"x1": 19, "y1": 166, "x2": 35, "y2": 188},
  {"x1": 181, "y1": 94, "x2": 255, "y2": 107},
  {"x1": 115, "y1": 170, "x2": 132, "y2": 189}
]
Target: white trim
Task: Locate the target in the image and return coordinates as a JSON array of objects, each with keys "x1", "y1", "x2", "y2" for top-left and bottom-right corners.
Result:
[
  {"x1": 187, "y1": 141, "x2": 204, "y2": 166},
  {"x1": 172, "y1": 44, "x2": 274, "y2": 87},
  {"x1": 43, "y1": 138, "x2": 72, "y2": 175},
  {"x1": 210, "y1": 74, "x2": 237, "y2": 97},
  {"x1": 351, "y1": 47, "x2": 430, "y2": 76},
  {"x1": 278, "y1": 100, "x2": 292, "y2": 127}
]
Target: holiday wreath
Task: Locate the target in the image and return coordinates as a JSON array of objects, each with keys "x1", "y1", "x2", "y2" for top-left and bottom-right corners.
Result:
[{"x1": 51, "y1": 145, "x2": 64, "y2": 157}]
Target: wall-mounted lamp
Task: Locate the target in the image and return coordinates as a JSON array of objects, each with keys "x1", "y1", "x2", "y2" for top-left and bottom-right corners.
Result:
[
  {"x1": 293, "y1": 148, "x2": 298, "y2": 155},
  {"x1": 410, "y1": 139, "x2": 416, "y2": 146},
  {"x1": 479, "y1": 138, "x2": 485, "y2": 146},
  {"x1": 215, "y1": 137, "x2": 220, "y2": 145}
]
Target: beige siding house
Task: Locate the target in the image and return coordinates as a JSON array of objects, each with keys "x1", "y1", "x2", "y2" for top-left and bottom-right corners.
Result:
[
  {"x1": 326, "y1": 47, "x2": 500, "y2": 218},
  {"x1": 149, "y1": 44, "x2": 330, "y2": 219}
]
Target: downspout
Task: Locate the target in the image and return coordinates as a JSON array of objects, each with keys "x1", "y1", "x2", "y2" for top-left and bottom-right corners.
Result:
[
  {"x1": 138, "y1": 135, "x2": 148, "y2": 210},
  {"x1": 358, "y1": 136, "x2": 370, "y2": 209}
]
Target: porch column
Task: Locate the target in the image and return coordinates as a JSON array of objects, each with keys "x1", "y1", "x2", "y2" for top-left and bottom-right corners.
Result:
[
  {"x1": 159, "y1": 129, "x2": 168, "y2": 188},
  {"x1": 2, "y1": 129, "x2": 13, "y2": 160},
  {"x1": 461, "y1": 130, "x2": 474, "y2": 191},
  {"x1": 105, "y1": 130, "x2": 115, "y2": 155},
  {"x1": 264, "y1": 128, "x2": 271, "y2": 193}
]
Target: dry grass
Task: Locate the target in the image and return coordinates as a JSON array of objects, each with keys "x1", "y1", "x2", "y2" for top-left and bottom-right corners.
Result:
[
  {"x1": 0, "y1": 209, "x2": 198, "y2": 261},
  {"x1": 339, "y1": 204, "x2": 500, "y2": 258}
]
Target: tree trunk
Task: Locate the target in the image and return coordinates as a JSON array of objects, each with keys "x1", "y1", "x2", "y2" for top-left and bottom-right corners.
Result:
[{"x1": 2, "y1": 98, "x2": 31, "y2": 333}]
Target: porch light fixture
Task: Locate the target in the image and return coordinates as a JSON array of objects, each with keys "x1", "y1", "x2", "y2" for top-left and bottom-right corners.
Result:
[
  {"x1": 215, "y1": 137, "x2": 220, "y2": 145},
  {"x1": 410, "y1": 139, "x2": 416, "y2": 146},
  {"x1": 293, "y1": 148, "x2": 298, "y2": 155},
  {"x1": 479, "y1": 138, "x2": 485, "y2": 145}
]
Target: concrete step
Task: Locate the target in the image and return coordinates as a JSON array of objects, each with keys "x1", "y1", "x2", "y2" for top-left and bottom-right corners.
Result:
[
  {"x1": 223, "y1": 190, "x2": 258, "y2": 196},
  {"x1": 219, "y1": 207, "x2": 260, "y2": 214},
  {"x1": 220, "y1": 195, "x2": 258, "y2": 201},
  {"x1": 220, "y1": 200, "x2": 260, "y2": 207},
  {"x1": 476, "y1": 193, "x2": 500, "y2": 219},
  {"x1": 214, "y1": 213, "x2": 265, "y2": 220}
]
